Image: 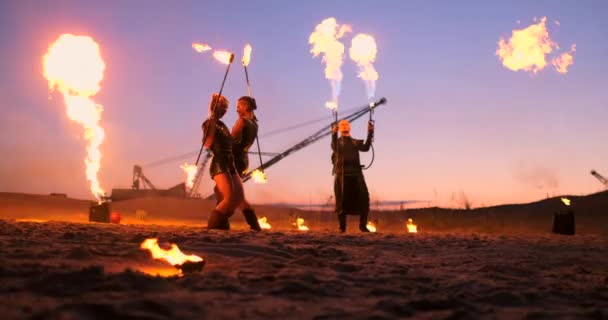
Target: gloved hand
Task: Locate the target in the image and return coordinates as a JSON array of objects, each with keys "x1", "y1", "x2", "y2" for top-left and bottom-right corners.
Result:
[{"x1": 368, "y1": 121, "x2": 375, "y2": 133}]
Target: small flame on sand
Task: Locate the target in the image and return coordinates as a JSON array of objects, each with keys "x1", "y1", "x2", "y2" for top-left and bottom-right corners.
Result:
[
  {"x1": 213, "y1": 50, "x2": 234, "y2": 65},
  {"x1": 180, "y1": 163, "x2": 198, "y2": 190},
  {"x1": 561, "y1": 197, "x2": 571, "y2": 206},
  {"x1": 242, "y1": 43, "x2": 252, "y2": 66},
  {"x1": 140, "y1": 238, "x2": 203, "y2": 266},
  {"x1": 42, "y1": 34, "x2": 106, "y2": 200},
  {"x1": 496, "y1": 17, "x2": 575, "y2": 74},
  {"x1": 192, "y1": 43, "x2": 212, "y2": 53},
  {"x1": 406, "y1": 218, "x2": 418, "y2": 233},
  {"x1": 366, "y1": 221, "x2": 377, "y2": 233},
  {"x1": 258, "y1": 217, "x2": 272, "y2": 230},
  {"x1": 349, "y1": 33, "x2": 379, "y2": 99},
  {"x1": 251, "y1": 169, "x2": 267, "y2": 184},
  {"x1": 295, "y1": 218, "x2": 309, "y2": 231},
  {"x1": 309, "y1": 17, "x2": 351, "y2": 110}
]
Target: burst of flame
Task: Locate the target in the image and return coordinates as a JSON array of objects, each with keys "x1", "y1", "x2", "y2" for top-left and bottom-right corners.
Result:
[
  {"x1": 192, "y1": 42, "x2": 212, "y2": 53},
  {"x1": 258, "y1": 216, "x2": 272, "y2": 230},
  {"x1": 42, "y1": 34, "x2": 106, "y2": 200},
  {"x1": 242, "y1": 43, "x2": 252, "y2": 66},
  {"x1": 213, "y1": 50, "x2": 234, "y2": 65},
  {"x1": 140, "y1": 238, "x2": 203, "y2": 266},
  {"x1": 406, "y1": 218, "x2": 418, "y2": 233},
  {"x1": 496, "y1": 17, "x2": 557, "y2": 74},
  {"x1": 552, "y1": 44, "x2": 576, "y2": 74},
  {"x1": 349, "y1": 33, "x2": 378, "y2": 99},
  {"x1": 251, "y1": 169, "x2": 267, "y2": 184},
  {"x1": 180, "y1": 163, "x2": 198, "y2": 190},
  {"x1": 309, "y1": 17, "x2": 351, "y2": 110},
  {"x1": 561, "y1": 197, "x2": 571, "y2": 206},
  {"x1": 295, "y1": 217, "x2": 309, "y2": 231},
  {"x1": 366, "y1": 221, "x2": 377, "y2": 233}
]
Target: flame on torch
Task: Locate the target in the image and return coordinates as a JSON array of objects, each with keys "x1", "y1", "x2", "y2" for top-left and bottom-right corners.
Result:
[
  {"x1": 180, "y1": 163, "x2": 198, "y2": 190},
  {"x1": 192, "y1": 43, "x2": 212, "y2": 53},
  {"x1": 309, "y1": 17, "x2": 351, "y2": 110},
  {"x1": 350, "y1": 33, "x2": 379, "y2": 100},
  {"x1": 140, "y1": 238, "x2": 203, "y2": 267},
  {"x1": 496, "y1": 17, "x2": 575, "y2": 74},
  {"x1": 366, "y1": 221, "x2": 377, "y2": 233},
  {"x1": 295, "y1": 217, "x2": 309, "y2": 231},
  {"x1": 561, "y1": 197, "x2": 571, "y2": 206},
  {"x1": 406, "y1": 218, "x2": 418, "y2": 233},
  {"x1": 213, "y1": 50, "x2": 234, "y2": 65},
  {"x1": 42, "y1": 34, "x2": 106, "y2": 200},
  {"x1": 251, "y1": 169, "x2": 267, "y2": 184},
  {"x1": 258, "y1": 217, "x2": 271, "y2": 230},
  {"x1": 242, "y1": 43, "x2": 252, "y2": 67}
]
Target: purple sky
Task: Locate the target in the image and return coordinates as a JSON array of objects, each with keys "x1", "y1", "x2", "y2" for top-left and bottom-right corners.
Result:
[{"x1": 1, "y1": 0, "x2": 607, "y2": 207}]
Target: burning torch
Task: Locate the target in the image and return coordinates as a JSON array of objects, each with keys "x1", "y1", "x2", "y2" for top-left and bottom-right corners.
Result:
[
  {"x1": 195, "y1": 51, "x2": 236, "y2": 166},
  {"x1": 242, "y1": 44, "x2": 266, "y2": 183}
]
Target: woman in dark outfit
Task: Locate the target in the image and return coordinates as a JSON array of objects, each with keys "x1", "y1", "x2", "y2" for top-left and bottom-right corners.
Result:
[
  {"x1": 202, "y1": 93, "x2": 241, "y2": 229},
  {"x1": 331, "y1": 119, "x2": 374, "y2": 232},
  {"x1": 228, "y1": 96, "x2": 261, "y2": 230}
]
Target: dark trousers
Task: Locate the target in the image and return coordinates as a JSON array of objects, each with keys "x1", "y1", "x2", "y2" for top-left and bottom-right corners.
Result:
[{"x1": 334, "y1": 173, "x2": 370, "y2": 230}]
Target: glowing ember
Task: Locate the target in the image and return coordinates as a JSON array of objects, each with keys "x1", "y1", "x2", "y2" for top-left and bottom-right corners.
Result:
[
  {"x1": 309, "y1": 17, "x2": 351, "y2": 110},
  {"x1": 295, "y1": 217, "x2": 309, "y2": 231},
  {"x1": 42, "y1": 34, "x2": 106, "y2": 200},
  {"x1": 552, "y1": 44, "x2": 576, "y2": 74},
  {"x1": 406, "y1": 218, "x2": 418, "y2": 233},
  {"x1": 251, "y1": 169, "x2": 267, "y2": 184},
  {"x1": 561, "y1": 197, "x2": 571, "y2": 206},
  {"x1": 497, "y1": 17, "x2": 576, "y2": 75},
  {"x1": 192, "y1": 42, "x2": 212, "y2": 53},
  {"x1": 366, "y1": 221, "x2": 377, "y2": 233},
  {"x1": 213, "y1": 50, "x2": 234, "y2": 65},
  {"x1": 258, "y1": 217, "x2": 272, "y2": 230},
  {"x1": 140, "y1": 238, "x2": 203, "y2": 267},
  {"x1": 180, "y1": 163, "x2": 198, "y2": 190},
  {"x1": 242, "y1": 43, "x2": 252, "y2": 66},
  {"x1": 349, "y1": 33, "x2": 378, "y2": 99}
]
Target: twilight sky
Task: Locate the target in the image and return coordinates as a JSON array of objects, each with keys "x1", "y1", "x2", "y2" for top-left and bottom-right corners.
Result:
[{"x1": 1, "y1": 0, "x2": 607, "y2": 207}]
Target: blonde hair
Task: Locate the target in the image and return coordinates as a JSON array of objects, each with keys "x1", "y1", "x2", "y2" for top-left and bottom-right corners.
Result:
[{"x1": 209, "y1": 93, "x2": 229, "y2": 116}]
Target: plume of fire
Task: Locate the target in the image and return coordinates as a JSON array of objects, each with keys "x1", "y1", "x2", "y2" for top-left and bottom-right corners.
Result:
[
  {"x1": 213, "y1": 50, "x2": 234, "y2": 65},
  {"x1": 192, "y1": 42, "x2": 212, "y2": 53},
  {"x1": 251, "y1": 169, "x2": 267, "y2": 184},
  {"x1": 406, "y1": 218, "x2": 418, "y2": 233},
  {"x1": 496, "y1": 17, "x2": 576, "y2": 74},
  {"x1": 552, "y1": 44, "x2": 576, "y2": 74},
  {"x1": 140, "y1": 238, "x2": 203, "y2": 267},
  {"x1": 295, "y1": 217, "x2": 309, "y2": 231},
  {"x1": 180, "y1": 163, "x2": 198, "y2": 190},
  {"x1": 258, "y1": 217, "x2": 272, "y2": 230},
  {"x1": 42, "y1": 34, "x2": 106, "y2": 200},
  {"x1": 349, "y1": 33, "x2": 379, "y2": 100},
  {"x1": 366, "y1": 221, "x2": 377, "y2": 233},
  {"x1": 242, "y1": 43, "x2": 252, "y2": 67},
  {"x1": 561, "y1": 197, "x2": 571, "y2": 206},
  {"x1": 309, "y1": 17, "x2": 351, "y2": 110}
]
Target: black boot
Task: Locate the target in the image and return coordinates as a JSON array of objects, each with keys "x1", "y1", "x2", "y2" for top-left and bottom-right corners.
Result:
[
  {"x1": 338, "y1": 214, "x2": 346, "y2": 233},
  {"x1": 243, "y1": 208, "x2": 262, "y2": 231},
  {"x1": 207, "y1": 210, "x2": 230, "y2": 230},
  {"x1": 359, "y1": 212, "x2": 370, "y2": 232}
]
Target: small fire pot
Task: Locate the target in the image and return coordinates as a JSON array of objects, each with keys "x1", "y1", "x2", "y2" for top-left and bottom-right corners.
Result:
[
  {"x1": 89, "y1": 201, "x2": 111, "y2": 223},
  {"x1": 552, "y1": 210, "x2": 575, "y2": 235}
]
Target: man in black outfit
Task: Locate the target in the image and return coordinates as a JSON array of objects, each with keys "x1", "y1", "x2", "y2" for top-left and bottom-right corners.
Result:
[{"x1": 331, "y1": 119, "x2": 374, "y2": 232}]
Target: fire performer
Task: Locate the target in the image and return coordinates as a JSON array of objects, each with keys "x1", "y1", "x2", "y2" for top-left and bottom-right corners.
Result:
[
  {"x1": 202, "y1": 94, "x2": 240, "y2": 230},
  {"x1": 220, "y1": 96, "x2": 262, "y2": 231},
  {"x1": 331, "y1": 119, "x2": 374, "y2": 232}
]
